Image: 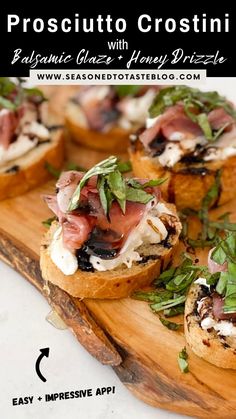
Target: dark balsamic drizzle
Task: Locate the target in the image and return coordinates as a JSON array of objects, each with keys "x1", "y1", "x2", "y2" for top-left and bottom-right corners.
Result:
[
  {"x1": 179, "y1": 167, "x2": 209, "y2": 176},
  {"x1": 150, "y1": 134, "x2": 166, "y2": 157},
  {"x1": 46, "y1": 125, "x2": 64, "y2": 131},
  {"x1": 5, "y1": 165, "x2": 20, "y2": 173},
  {"x1": 76, "y1": 246, "x2": 94, "y2": 272}
]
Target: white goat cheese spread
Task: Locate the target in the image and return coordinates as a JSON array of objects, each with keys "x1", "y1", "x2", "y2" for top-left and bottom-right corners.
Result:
[
  {"x1": 196, "y1": 284, "x2": 236, "y2": 337},
  {"x1": 49, "y1": 227, "x2": 78, "y2": 276}
]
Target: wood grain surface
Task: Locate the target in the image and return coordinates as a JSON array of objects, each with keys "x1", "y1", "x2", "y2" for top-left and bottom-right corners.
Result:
[{"x1": 0, "y1": 87, "x2": 236, "y2": 418}]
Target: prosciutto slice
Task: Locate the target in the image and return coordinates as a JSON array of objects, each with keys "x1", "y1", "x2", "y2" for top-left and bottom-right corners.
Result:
[
  {"x1": 140, "y1": 105, "x2": 202, "y2": 148},
  {"x1": 208, "y1": 107, "x2": 235, "y2": 131},
  {"x1": 212, "y1": 293, "x2": 236, "y2": 321},
  {"x1": 45, "y1": 171, "x2": 161, "y2": 251},
  {"x1": 0, "y1": 109, "x2": 19, "y2": 149},
  {"x1": 75, "y1": 86, "x2": 119, "y2": 131}
]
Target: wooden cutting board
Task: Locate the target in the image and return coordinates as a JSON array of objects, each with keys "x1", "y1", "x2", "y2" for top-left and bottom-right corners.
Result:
[{"x1": 1, "y1": 87, "x2": 236, "y2": 419}]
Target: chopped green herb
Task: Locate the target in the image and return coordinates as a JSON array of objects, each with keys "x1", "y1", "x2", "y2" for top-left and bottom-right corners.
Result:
[
  {"x1": 45, "y1": 162, "x2": 61, "y2": 179},
  {"x1": 163, "y1": 305, "x2": 185, "y2": 317},
  {"x1": 133, "y1": 254, "x2": 209, "y2": 318},
  {"x1": 68, "y1": 156, "x2": 118, "y2": 211},
  {"x1": 107, "y1": 170, "x2": 126, "y2": 213},
  {"x1": 210, "y1": 232, "x2": 236, "y2": 313},
  {"x1": 180, "y1": 170, "x2": 236, "y2": 249},
  {"x1": 0, "y1": 77, "x2": 45, "y2": 111},
  {"x1": 149, "y1": 85, "x2": 236, "y2": 142},
  {"x1": 42, "y1": 216, "x2": 56, "y2": 228},
  {"x1": 159, "y1": 317, "x2": 182, "y2": 331},
  {"x1": 67, "y1": 156, "x2": 161, "y2": 214},
  {"x1": 114, "y1": 85, "x2": 142, "y2": 98},
  {"x1": 117, "y1": 160, "x2": 132, "y2": 173},
  {"x1": 178, "y1": 347, "x2": 189, "y2": 373},
  {"x1": 125, "y1": 186, "x2": 154, "y2": 205},
  {"x1": 66, "y1": 162, "x2": 86, "y2": 171}
]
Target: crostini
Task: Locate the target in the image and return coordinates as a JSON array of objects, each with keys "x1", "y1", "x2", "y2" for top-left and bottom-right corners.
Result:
[
  {"x1": 65, "y1": 85, "x2": 158, "y2": 152},
  {"x1": 0, "y1": 78, "x2": 64, "y2": 200},
  {"x1": 185, "y1": 233, "x2": 236, "y2": 369},
  {"x1": 130, "y1": 85, "x2": 236, "y2": 210},
  {"x1": 40, "y1": 156, "x2": 181, "y2": 299}
]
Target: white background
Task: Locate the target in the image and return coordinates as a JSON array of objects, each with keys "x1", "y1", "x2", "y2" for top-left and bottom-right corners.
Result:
[{"x1": 0, "y1": 78, "x2": 236, "y2": 419}]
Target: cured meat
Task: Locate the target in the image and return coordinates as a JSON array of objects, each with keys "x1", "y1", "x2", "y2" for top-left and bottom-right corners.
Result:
[
  {"x1": 75, "y1": 86, "x2": 119, "y2": 131},
  {"x1": 212, "y1": 293, "x2": 236, "y2": 321},
  {"x1": 0, "y1": 109, "x2": 19, "y2": 149},
  {"x1": 208, "y1": 107, "x2": 235, "y2": 131},
  {"x1": 45, "y1": 171, "x2": 161, "y2": 252},
  {"x1": 62, "y1": 214, "x2": 95, "y2": 250},
  {"x1": 140, "y1": 105, "x2": 202, "y2": 148},
  {"x1": 208, "y1": 248, "x2": 228, "y2": 274}
]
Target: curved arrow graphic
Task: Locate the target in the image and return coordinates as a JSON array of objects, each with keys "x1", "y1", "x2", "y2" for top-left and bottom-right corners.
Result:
[{"x1": 35, "y1": 348, "x2": 50, "y2": 382}]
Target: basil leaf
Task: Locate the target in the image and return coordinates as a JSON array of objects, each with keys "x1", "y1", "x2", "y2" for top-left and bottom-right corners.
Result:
[
  {"x1": 97, "y1": 176, "x2": 109, "y2": 216},
  {"x1": 142, "y1": 178, "x2": 166, "y2": 188},
  {"x1": 159, "y1": 317, "x2": 181, "y2": 331},
  {"x1": 125, "y1": 186, "x2": 154, "y2": 205},
  {"x1": 223, "y1": 262, "x2": 236, "y2": 313},
  {"x1": 149, "y1": 85, "x2": 190, "y2": 118},
  {"x1": 107, "y1": 170, "x2": 126, "y2": 213},
  {"x1": 68, "y1": 156, "x2": 118, "y2": 211},
  {"x1": 42, "y1": 216, "x2": 56, "y2": 228},
  {"x1": 216, "y1": 271, "x2": 228, "y2": 295},
  {"x1": 133, "y1": 290, "x2": 173, "y2": 303},
  {"x1": 150, "y1": 295, "x2": 186, "y2": 312},
  {"x1": 117, "y1": 160, "x2": 132, "y2": 173},
  {"x1": 178, "y1": 347, "x2": 189, "y2": 373},
  {"x1": 164, "y1": 305, "x2": 185, "y2": 317},
  {"x1": 24, "y1": 87, "x2": 46, "y2": 102},
  {"x1": 0, "y1": 96, "x2": 16, "y2": 110},
  {"x1": 45, "y1": 162, "x2": 61, "y2": 179},
  {"x1": 114, "y1": 85, "x2": 142, "y2": 98},
  {"x1": 66, "y1": 162, "x2": 86, "y2": 171},
  {"x1": 196, "y1": 113, "x2": 213, "y2": 140}
]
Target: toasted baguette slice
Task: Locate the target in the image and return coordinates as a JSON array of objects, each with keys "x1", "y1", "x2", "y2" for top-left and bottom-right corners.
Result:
[
  {"x1": 0, "y1": 130, "x2": 64, "y2": 200},
  {"x1": 65, "y1": 101, "x2": 133, "y2": 152},
  {"x1": 130, "y1": 141, "x2": 236, "y2": 211},
  {"x1": 40, "y1": 204, "x2": 181, "y2": 299},
  {"x1": 185, "y1": 284, "x2": 236, "y2": 369}
]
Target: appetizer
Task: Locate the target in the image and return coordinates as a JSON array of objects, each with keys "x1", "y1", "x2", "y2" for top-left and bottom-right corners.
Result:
[
  {"x1": 130, "y1": 85, "x2": 236, "y2": 210},
  {"x1": 40, "y1": 156, "x2": 181, "y2": 299},
  {"x1": 0, "y1": 78, "x2": 64, "y2": 200},
  {"x1": 185, "y1": 233, "x2": 236, "y2": 369},
  {"x1": 65, "y1": 85, "x2": 158, "y2": 152}
]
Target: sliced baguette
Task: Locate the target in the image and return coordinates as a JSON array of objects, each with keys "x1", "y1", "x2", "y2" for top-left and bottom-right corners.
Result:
[
  {"x1": 40, "y1": 204, "x2": 181, "y2": 299},
  {"x1": 130, "y1": 141, "x2": 236, "y2": 211},
  {"x1": 0, "y1": 130, "x2": 64, "y2": 200},
  {"x1": 65, "y1": 101, "x2": 133, "y2": 152},
  {"x1": 185, "y1": 284, "x2": 236, "y2": 369}
]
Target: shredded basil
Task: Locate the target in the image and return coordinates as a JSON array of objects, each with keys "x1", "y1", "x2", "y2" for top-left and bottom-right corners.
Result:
[
  {"x1": 178, "y1": 347, "x2": 189, "y2": 373},
  {"x1": 68, "y1": 155, "x2": 165, "y2": 214},
  {"x1": 149, "y1": 85, "x2": 236, "y2": 142},
  {"x1": 133, "y1": 254, "x2": 208, "y2": 317},
  {"x1": 0, "y1": 77, "x2": 45, "y2": 110},
  {"x1": 159, "y1": 317, "x2": 182, "y2": 331},
  {"x1": 45, "y1": 162, "x2": 61, "y2": 179},
  {"x1": 42, "y1": 216, "x2": 56, "y2": 228},
  {"x1": 180, "y1": 170, "x2": 236, "y2": 248},
  {"x1": 211, "y1": 232, "x2": 236, "y2": 313},
  {"x1": 114, "y1": 85, "x2": 142, "y2": 98}
]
